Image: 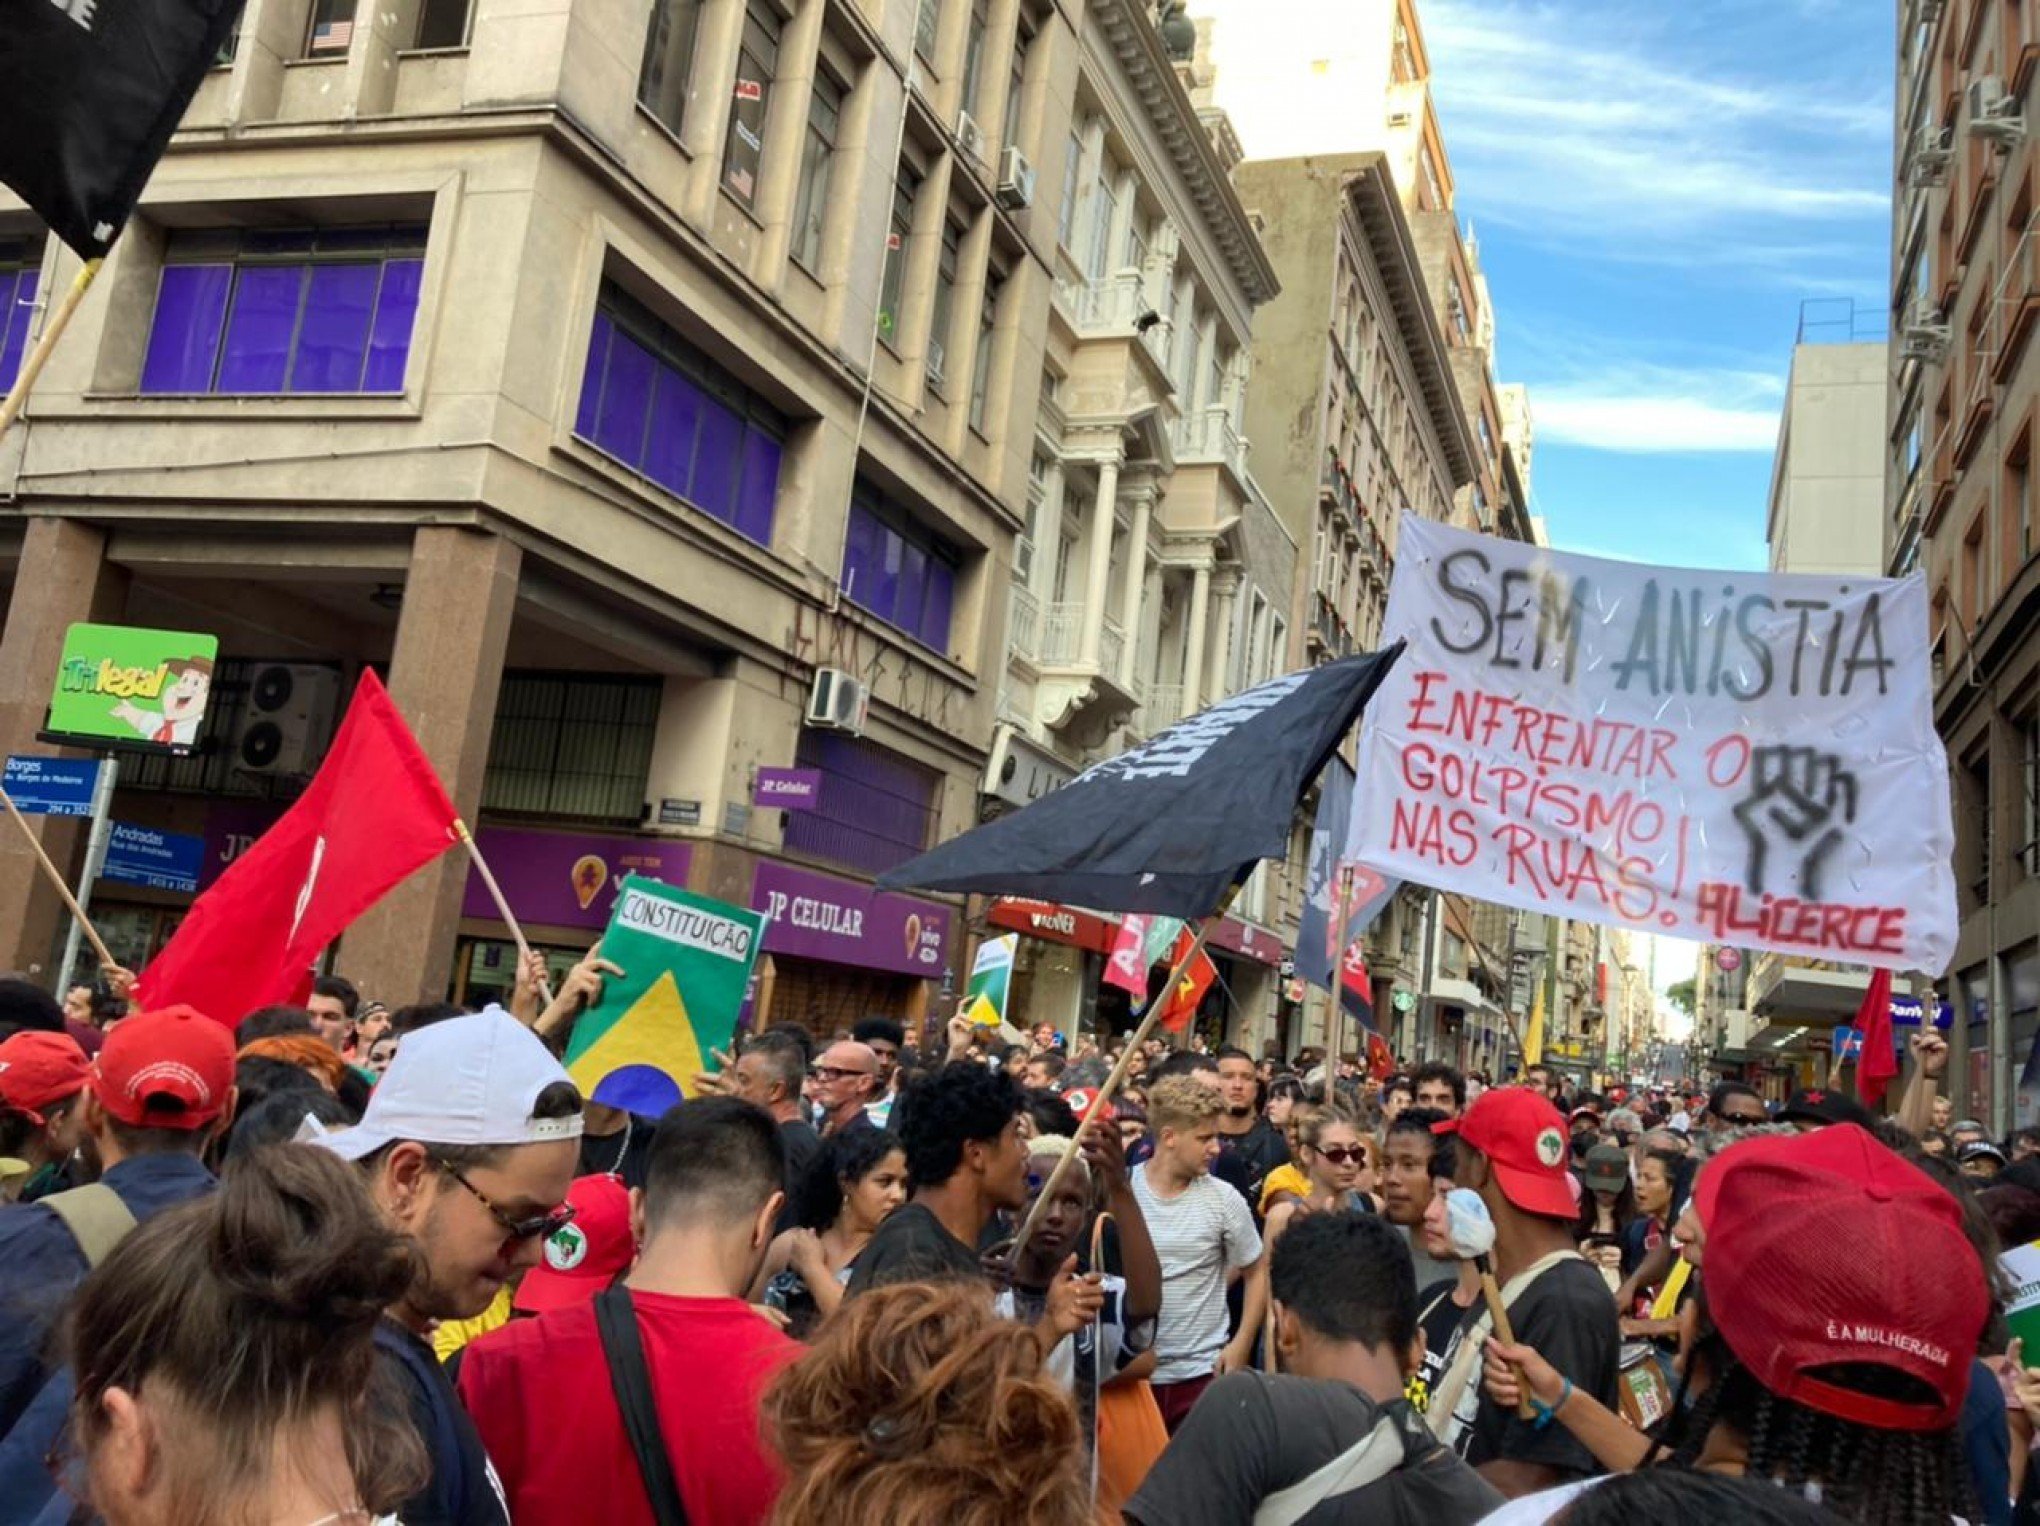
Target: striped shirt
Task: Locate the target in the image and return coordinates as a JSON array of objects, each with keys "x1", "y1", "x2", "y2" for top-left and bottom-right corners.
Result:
[{"x1": 1132, "y1": 1162, "x2": 1263, "y2": 1384}]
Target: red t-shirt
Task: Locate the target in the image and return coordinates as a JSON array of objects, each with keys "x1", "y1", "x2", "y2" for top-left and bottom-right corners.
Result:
[{"x1": 457, "y1": 1292, "x2": 798, "y2": 1526}]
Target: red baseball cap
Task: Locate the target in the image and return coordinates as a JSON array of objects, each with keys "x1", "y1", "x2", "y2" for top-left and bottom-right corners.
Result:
[
  {"x1": 1697, "y1": 1123, "x2": 1987, "y2": 1430},
  {"x1": 1433, "y1": 1087, "x2": 1576, "y2": 1219},
  {"x1": 513, "y1": 1173, "x2": 635, "y2": 1314},
  {"x1": 0, "y1": 1031, "x2": 92, "y2": 1125},
  {"x1": 91, "y1": 1006, "x2": 236, "y2": 1130}
]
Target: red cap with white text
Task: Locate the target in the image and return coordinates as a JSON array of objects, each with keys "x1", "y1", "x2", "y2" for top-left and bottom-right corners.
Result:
[{"x1": 91, "y1": 1005, "x2": 236, "y2": 1130}]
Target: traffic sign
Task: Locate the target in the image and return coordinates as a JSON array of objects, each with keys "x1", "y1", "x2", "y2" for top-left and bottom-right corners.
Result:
[
  {"x1": 3, "y1": 755, "x2": 102, "y2": 817},
  {"x1": 100, "y1": 823, "x2": 203, "y2": 894}
]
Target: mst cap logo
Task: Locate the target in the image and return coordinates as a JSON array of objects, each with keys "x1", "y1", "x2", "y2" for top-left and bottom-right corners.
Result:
[
  {"x1": 1534, "y1": 1126, "x2": 1566, "y2": 1169},
  {"x1": 543, "y1": 1222, "x2": 589, "y2": 1272}
]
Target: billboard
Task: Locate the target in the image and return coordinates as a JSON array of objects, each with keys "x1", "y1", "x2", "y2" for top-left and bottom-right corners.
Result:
[{"x1": 45, "y1": 623, "x2": 219, "y2": 756}]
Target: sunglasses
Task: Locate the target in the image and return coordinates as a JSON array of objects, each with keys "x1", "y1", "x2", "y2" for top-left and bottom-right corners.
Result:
[
  {"x1": 1720, "y1": 1113, "x2": 1767, "y2": 1128},
  {"x1": 1313, "y1": 1145, "x2": 1371, "y2": 1167},
  {"x1": 435, "y1": 1158, "x2": 576, "y2": 1244}
]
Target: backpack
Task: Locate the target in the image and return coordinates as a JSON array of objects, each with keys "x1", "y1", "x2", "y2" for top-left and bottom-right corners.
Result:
[{"x1": 40, "y1": 1184, "x2": 136, "y2": 1268}]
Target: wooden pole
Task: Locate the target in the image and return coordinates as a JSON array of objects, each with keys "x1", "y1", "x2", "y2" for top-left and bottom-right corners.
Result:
[
  {"x1": 454, "y1": 819, "x2": 555, "y2": 1009},
  {"x1": 1008, "y1": 914, "x2": 1221, "y2": 1265},
  {"x1": 0, "y1": 258, "x2": 103, "y2": 440},
  {"x1": 0, "y1": 785, "x2": 115, "y2": 969}
]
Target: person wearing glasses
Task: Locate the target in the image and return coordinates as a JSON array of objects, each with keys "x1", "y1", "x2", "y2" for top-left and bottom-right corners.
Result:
[
  {"x1": 1262, "y1": 1106, "x2": 1379, "y2": 1257},
  {"x1": 1704, "y1": 1081, "x2": 1769, "y2": 1135},
  {"x1": 311, "y1": 1007, "x2": 583, "y2": 1526},
  {"x1": 809, "y1": 1040, "x2": 883, "y2": 1139}
]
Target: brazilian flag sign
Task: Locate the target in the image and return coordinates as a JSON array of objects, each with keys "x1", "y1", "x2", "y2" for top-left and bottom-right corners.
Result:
[{"x1": 565, "y1": 876, "x2": 765, "y2": 1116}]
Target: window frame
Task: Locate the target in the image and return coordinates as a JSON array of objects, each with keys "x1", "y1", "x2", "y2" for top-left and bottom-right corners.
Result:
[
  {"x1": 843, "y1": 479, "x2": 963, "y2": 653},
  {"x1": 722, "y1": 1, "x2": 783, "y2": 213},
  {"x1": 790, "y1": 65, "x2": 846, "y2": 274},
  {"x1": 637, "y1": 0, "x2": 705, "y2": 138},
  {"x1": 303, "y1": 0, "x2": 357, "y2": 57},
  {"x1": 878, "y1": 162, "x2": 920, "y2": 351}
]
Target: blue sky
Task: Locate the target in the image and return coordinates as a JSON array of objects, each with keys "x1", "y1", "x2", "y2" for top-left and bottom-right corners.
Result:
[{"x1": 1420, "y1": 0, "x2": 1896, "y2": 570}]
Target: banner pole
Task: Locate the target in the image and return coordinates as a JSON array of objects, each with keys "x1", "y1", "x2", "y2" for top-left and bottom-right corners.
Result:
[
  {"x1": 1007, "y1": 912, "x2": 1222, "y2": 1267},
  {"x1": 54, "y1": 754, "x2": 118, "y2": 995},
  {"x1": 0, "y1": 784, "x2": 116, "y2": 971},
  {"x1": 1328, "y1": 865, "x2": 1354, "y2": 1086},
  {"x1": 454, "y1": 819, "x2": 555, "y2": 1009},
  {"x1": 0, "y1": 258, "x2": 103, "y2": 441}
]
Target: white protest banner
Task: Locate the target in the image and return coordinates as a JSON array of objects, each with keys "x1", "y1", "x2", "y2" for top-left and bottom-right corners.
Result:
[{"x1": 1346, "y1": 516, "x2": 1957, "y2": 972}]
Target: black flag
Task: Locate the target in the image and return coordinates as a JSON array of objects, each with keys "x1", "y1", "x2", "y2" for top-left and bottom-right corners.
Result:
[
  {"x1": 0, "y1": 0, "x2": 245, "y2": 255},
  {"x1": 878, "y1": 646, "x2": 1404, "y2": 916}
]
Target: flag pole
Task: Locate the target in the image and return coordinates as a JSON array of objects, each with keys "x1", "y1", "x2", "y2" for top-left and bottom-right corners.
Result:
[
  {"x1": 1328, "y1": 865, "x2": 1355, "y2": 1084},
  {"x1": 1006, "y1": 911, "x2": 1223, "y2": 1266},
  {"x1": 0, "y1": 258, "x2": 103, "y2": 441},
  {"x1": 453, "y1": 819, "x2": 555, "y2": 1009},
  {"x1": 0, "y1": 785, "x2": 115, "y2": 969}
]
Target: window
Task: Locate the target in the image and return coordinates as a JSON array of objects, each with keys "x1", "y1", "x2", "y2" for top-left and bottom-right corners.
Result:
[
  {"x1": 1020, "y1": 455, "x2": 1048, "y2": 583},
  {"x1": 723, "y1": 2, "x2": 781, "y2": 210},
  {"x1": 411, "y1": 0, "x2": 470, "y2": 48},
  {"x1": 482, "y1": 674, "x2": 660, "y2": 824},
  {"x1": 0, "y1": 239, "x2": 42, "y2": 394},
  {"x1": 304, "y1": 0, "x2": 356, "y2": 56},
  {"x1": 1058, "y1": 130, "x2": 1083, "y2": 248},
  {"x1": 140, "y1": 226, "x2": 425, "y2": 395},
  {"x1": 879, "y1": 163, "x2": 919, "y2": 348},
  {"x1": 2024, "y1": 715, "x2": 2040, "y2": 877},
  {"x1": 969, "y1": 276, "x2": 1000, "y2": 432},
  {"x1": 928, "y1": 217, "x2": 961, "y2": 389},
  {"x1": 961, "y1": 0, "x2": 990, "y2": 117},
  {"x1": 1267, "y1": 618, "x2": 1286, "y2": 680},
  {"x1": 790, "y1": 69, "x2": 843, "y2": 272},
  {"x1": 2011, "y1": 431, "x2": 2033, "y2": 562},
  {"x1": 574, "y1": 283, "x2": 786, "y2": 545},
  {"x1": 1002, "y1": 40, "x2": 1026, "y2": 150},
  {"x1": 843, "y1": 479, "x2": 961, "y2": 652},
  {"x1": 1085, "y1": 163, "x2": 1117, "y2": 281},
  {"x1": 638, "y1": 0, "x2": 704, "y2": 136},
  {"x1": 784, "y1": 730, "x2": 941, "y2": 876},
  {"x1": 914, "y1": 0, "x2": 940, "y2": 65}
]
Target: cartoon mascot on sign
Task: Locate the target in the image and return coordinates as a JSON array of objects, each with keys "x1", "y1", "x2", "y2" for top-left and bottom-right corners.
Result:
[{"x1": 111, "y1": 656, "x2": 214, "y2": 748}]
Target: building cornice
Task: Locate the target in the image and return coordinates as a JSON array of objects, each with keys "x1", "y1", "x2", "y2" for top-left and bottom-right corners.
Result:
[{"x1": 1094, "y1": 0, "x2": 1280, "y2": 307}]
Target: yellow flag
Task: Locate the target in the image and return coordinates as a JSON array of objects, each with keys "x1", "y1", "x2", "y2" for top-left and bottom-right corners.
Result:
[{"x1": 1522, "y1": 980, "x2": 1546, "y2": 1068}]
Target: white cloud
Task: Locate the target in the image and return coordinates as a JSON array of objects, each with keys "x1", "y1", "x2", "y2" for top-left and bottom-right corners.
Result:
[{"x1": 1535, "y1": 395, "x2": 1781, "y2": 453}]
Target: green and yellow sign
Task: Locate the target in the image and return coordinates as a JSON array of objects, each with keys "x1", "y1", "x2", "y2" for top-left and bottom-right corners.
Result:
[{"x1": 46, "y1": 623, "x2": 219, "y2": 755}]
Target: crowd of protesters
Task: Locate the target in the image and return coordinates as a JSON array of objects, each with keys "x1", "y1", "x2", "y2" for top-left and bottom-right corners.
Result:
[{"x1": 0, "y1": 953, "x2": 2035, "y2": 1526}]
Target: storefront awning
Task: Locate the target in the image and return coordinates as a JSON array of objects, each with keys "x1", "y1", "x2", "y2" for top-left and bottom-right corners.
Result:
[{"x1": 987, "y1": 897, "x2": 1119, "y2": 954}]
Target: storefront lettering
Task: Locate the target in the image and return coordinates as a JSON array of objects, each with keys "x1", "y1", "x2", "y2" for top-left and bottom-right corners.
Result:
[{"x1": 764, "y1": 890, "x2": 866, "y2": 940}]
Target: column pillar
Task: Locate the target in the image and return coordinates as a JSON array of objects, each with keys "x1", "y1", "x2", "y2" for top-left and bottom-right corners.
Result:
[
  {"x1": 341, "y1": 527, "x2": 521, "y2": 1003},
  {"x1": 1182, "y1": 559, "x2": 1212, "y2": 710},
  {"x1": 1078, "y1": 456, "x2": 1120, "y2": 666},
  {"x1": 1115, "y1": 480, "x2": 1154, "y2": 683},
  {"x1": 0, "y1": 520, "x2": 130, "y2": 978},
  {"x1": 1208, "y1": 571, "x2": 1239, "y2": 697}
]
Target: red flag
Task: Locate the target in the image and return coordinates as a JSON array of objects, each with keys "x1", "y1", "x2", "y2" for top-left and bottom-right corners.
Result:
[
  {"x1": 1340, "y1": 940, "x2": 1375, "y2": 1028},
  {"x1": 1855, "y1": 966, "x2": 1898, "y2": 1108},
  {"x1": 1156, "y1": 931, "x2": 1217, "y2": 1032},
  {"x1": 138, "y1": 671, "x2": 456, "y2": 1025},
  {"x1": 1365, "y1": 1030, "x2": 1395, "y2": 1080}
]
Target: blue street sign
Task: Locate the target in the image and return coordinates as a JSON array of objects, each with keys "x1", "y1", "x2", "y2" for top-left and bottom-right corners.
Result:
[
  {"x1": 100, "y1": 823, "x2": 203, "y2": 894},
  {"x1": 1834, "y1": 1026, "x2": 1864, "y2": 1062},
  {"x1": 3, "y1": 755, "x2": 102, "y2": 817}
]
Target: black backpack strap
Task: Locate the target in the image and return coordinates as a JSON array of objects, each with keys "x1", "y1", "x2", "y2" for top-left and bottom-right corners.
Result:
[{"x1": 593, "y1": 1287, "x2": 689, "y2": 1526}]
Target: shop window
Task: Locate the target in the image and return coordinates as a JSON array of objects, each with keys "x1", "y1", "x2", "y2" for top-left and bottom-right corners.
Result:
[
  {"x1": 783, "y1": 730, "x2": 940, "y2": 876},
  {"x1": 140, "y1": 226, "x2": 425, "y2": 395},
  {"x1": 481, "y1": 674, "x2": 660, "y2": 824},
  {"x1": 0, "y1": 237, "x2": 43, "y2": 393},
  {"x1": 842, "y1": 479, "x2": 960, "y2": 653},
  {"x1": 575, "y1": 283, "x2": 785, "y2": 546}
]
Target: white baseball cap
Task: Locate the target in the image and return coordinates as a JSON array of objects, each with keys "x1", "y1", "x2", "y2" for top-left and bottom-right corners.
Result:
[{"x1": 309, "y1": 1007, "x2": 583, "y2": 1162}]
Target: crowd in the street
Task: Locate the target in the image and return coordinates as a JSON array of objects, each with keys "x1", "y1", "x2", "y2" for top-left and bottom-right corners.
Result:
[{"x1": 0, "y1": 956, "x2": 2032, "y2": 1525}]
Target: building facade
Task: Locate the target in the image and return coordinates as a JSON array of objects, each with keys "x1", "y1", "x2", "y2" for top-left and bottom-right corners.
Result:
[{"x1": 1768, "y1": 334, "x2": 1889, "y2": 576}]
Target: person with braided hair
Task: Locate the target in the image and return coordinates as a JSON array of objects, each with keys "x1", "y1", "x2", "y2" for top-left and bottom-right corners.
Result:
[{"x1": 1476, "y1": 1124, "x2": 1990, "y2": 1525}]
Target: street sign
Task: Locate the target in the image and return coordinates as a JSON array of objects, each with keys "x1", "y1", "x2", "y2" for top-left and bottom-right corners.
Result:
[
  {"x1": 100, "y1": 823, "x2": 204, "y2": 894},
  {"x1": 3, "y1": 755, "x2": 102, "y2": 816},
  {"x1": 1714, "y1": 947, "x2": 1742, "y2": 973}
]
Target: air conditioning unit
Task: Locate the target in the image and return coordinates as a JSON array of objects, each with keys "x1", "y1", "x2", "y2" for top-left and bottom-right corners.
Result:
[
  {"x1": 231, "y1": 663, "x2": 341, "y2": 775},
  {"x1": 996, "y1": 146, "x2": 1036, "y2": 210},
  {"x1": 1906, "y1": 122, "x2": 1954, "y2": 187},
  {"x1": 926, "y1": 338, "x2": 947, "y2": 387},
  {"x1": 1900, "y1": 299, "x2": 1952, "y2": 364},
  {"x1": 806, "y1": 667, "x2": 869, "y2": 734},
  {"x1": 1966, "y1": 75, "x2": 2025, "y2": 144},
  {"x1": 957, "y1": 110, "x2": 986, "y2": 162}
]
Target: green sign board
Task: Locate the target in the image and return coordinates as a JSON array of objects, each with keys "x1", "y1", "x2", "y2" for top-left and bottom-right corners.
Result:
[
  {"x1": 45, "y1": 622, "x2": 219, "y2": 756},
  {"x1": 564, "y1": 875, "x2": 766, "y2": 1116}
]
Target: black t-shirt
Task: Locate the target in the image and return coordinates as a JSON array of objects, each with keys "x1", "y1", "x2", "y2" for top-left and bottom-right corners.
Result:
[
  {"x1": 1448, "y1": 1257, "x2": 1619, "y2": 1479},
  {"x1": 1411, "y1": 1277, "x2": 1472, "y2": 1416},
  {"x1": 375, "y1": 1320, "x2": 509, "y2": 1526},
  {"x1": 1124, "y1": 1373, "x2": 1503, "y2": 1525},
  {"x1": 843, "y1": 1202, "x2": 983, "y2": 1295},
  {"x1": 779, "y1": 1117, "x2": 823, "y2": 1192},
  {"x1": 1217, "y1": 1117, "x2": 1290, "y2": 1207},
  {"x1": 575, "y1": 1110, "x2": 657, "y2": 1190}
]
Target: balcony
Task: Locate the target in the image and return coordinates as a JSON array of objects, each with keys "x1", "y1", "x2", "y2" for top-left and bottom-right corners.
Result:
[
  {"x1": 1033, "y1": 601, "x2": 1142, "y2": 749},
  {"x1": 1130, "y1": 682, "x2": 1186, "y2": 738},
  {"x1": 1008, "y1": 585, "x2": 1042, "y2": 665},
  {"x1": 1746, "y1": 951, "x2": 1871, "y2": 1027},
  {"x1": 1175, "y1": 405, "x2": 1249, "y2": 485},
  {"x1": 1308, "y1": 590, "x2": 1356, "y2": 661}
]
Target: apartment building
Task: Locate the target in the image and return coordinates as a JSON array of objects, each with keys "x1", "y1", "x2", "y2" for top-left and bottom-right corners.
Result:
[
  {"x1": 1888, "y1": 0, "x2": 2040, "y2": 1128},
  {"x1": 1768, "y1": 329, "x2": 1889, "y2": 576},
  {"x1": 0, "y1": 0, "x2": 1120, "y2": 1030}
]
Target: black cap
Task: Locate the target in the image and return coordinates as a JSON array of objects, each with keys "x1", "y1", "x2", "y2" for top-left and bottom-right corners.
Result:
[{"x1": 1775, "y1": 1087, "x2": 1875, "y2": 1131}]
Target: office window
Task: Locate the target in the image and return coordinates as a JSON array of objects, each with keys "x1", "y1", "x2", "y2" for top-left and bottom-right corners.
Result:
[
  {"x1": 1003, "y1": 40, "x2": 1026, "y2": 149},
  {"x1": 638, "y1": 0, "x2": 704, "y2": 135},
  {"x1": 785, "y1": 730, "x2": 941, "y2": 877},
  {"x1": 482, "y1": 674, "x2": 660, "y2": 824},
  {"x1": 1085, "y1": 164, "x2": 1117, "y2": 281},
  {"x1": 969, "y1": 276, "x2": 1000, "y2": 431},
  {"x1": 928, "y1": 217, "x2": 961, "y2": 390},
  {"x1": 723, "y1": 2, "x2": 781, "y2": 210},
  {"x1": 914, "y1": 0, "x2": 940, "y2": 64},
  {"x1": 140, "y1": 226, "x2": 424, "y2": 395},
  {"x1": 574, "y1": 283, "x2": 785, "y2": 546},
  {"x1": 878, "y1": 163, "x2": 919, "y2": 347},
  {"x1": 0, "y1": 240, "x2": 42, "y2": 394},
  {"x1": 843, "y1": 480, "x2": 961, "y2": 652},
  {"x1": 961, "y1": 0, "x2": 990, "y2": 117},
  {"x1": 791, "y1": 69, "x2": 844, "y2": 272},
  {"x1": 304, "y1": 0, "x2": 356, "y2": 55},
  {"x1": 1057, "y1": 130, "x2": 1081, "y2": 247},
  {"x1": 412, "y1": 0, "x2": 470, "y2": 47}
]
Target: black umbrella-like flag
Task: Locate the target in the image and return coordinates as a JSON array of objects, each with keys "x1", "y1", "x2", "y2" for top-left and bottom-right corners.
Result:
[{"x1": 884, "y1": 645, "x2": 1404, "y2": 1260}]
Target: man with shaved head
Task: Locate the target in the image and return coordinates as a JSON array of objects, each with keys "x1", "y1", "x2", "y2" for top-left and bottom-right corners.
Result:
[{"x1": 810, "y1": 1040, "x2": 882, "y2": 1138}]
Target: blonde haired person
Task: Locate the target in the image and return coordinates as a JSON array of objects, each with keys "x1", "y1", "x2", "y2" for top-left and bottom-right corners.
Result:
[
  {"x1": 1259, "y1": 1101, "x2": 1322, "y2": 1216},
  {"x1": 1262, "y1": 1106, "x2": 1378, "y2": 1252}
]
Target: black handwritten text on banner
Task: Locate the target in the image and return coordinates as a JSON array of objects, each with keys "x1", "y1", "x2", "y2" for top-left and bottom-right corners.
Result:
[{"x1": 1344, "y1": 517, "x2": 1957, "y2": 973}]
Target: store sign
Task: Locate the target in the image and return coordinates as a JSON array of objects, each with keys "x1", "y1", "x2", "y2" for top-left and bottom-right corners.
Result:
[
  {"x1": 460, "y1": 828, "x2": 692, "y2": 931},
  {"x1": 1210, "y1": 916, "x2": 1283, "y2": 966},
  {"x1": 200, "y1": 798, "x2": 283, "y2": 889},
  {"x1": 987, "y1": 896, "x2": 1119, "y2": 954},
  {"x1": 1889, "y1": 993, "x2": 1953, "y2": 1029},
  {"x1": 45, "y1": 622, "x2": 219, "y2": 756},
  {"x1": 983, "y1": 725, "x2": 1077, "y2": 809},
  {"x1": 100, "y1": 823, "x2": 203, "y2": 894},
  {"x1": 3, "y1": 755, "x2": 101, "y2": 816},
  {"x1": 751, "y1": 860, "x2": 951, "y2": 977},
  {"x1": 753, "y1": 767, "x2": 822, "y2": 810}
]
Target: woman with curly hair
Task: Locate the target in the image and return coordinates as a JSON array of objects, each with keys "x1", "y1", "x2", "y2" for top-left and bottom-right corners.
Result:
[
  {"x1": 749, "y1": 1123, "x2": 908, "y2": 1338},
  {"x1": 764, "y1": 1279, "x2": 1090, "y2": 1526}
]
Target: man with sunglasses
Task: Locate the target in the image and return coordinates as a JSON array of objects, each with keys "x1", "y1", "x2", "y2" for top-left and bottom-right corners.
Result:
[
  {"x1": 1704, "y1": 1080, "x2": 1769, "y2": 1135},
  {"x1": 314, "y1": 1008, "x2": 583, "y2": 1526},
  {"x1": 809, "y1": 1039, "x2": 883, "y2": 1138}
]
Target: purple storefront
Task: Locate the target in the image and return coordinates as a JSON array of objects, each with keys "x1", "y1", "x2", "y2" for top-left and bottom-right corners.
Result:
[{"x1": 746, "y1": 859, "x2": 955, "y2": 1040}]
